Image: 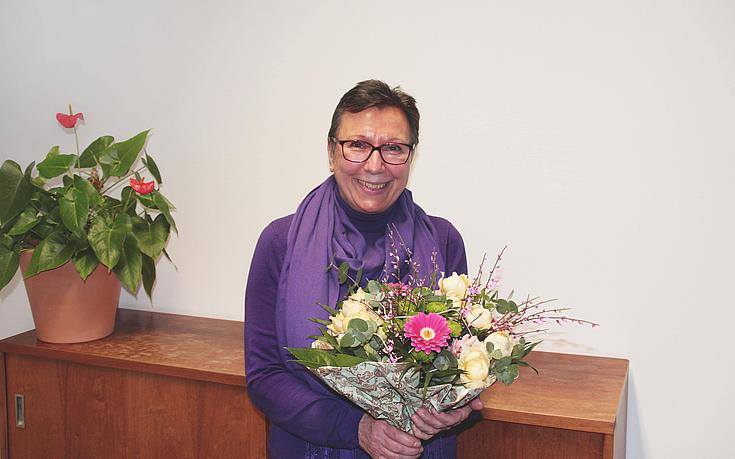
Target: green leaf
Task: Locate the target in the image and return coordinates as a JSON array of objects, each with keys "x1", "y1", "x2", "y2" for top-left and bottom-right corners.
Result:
[
  {"x1": 497, "y1": 364, "x2": 520, "y2": 385},
  {"x1": 36, "y1": 154, "x2": 77, "y2": 179},
  {"x1": 339, "y1": 333, "x2": 357, "y2": 348},
  {"x1": 60, "y1": 187, "x2": 90, "y2": 238},
  {"x1": 79, "y1": 136, "x2": 114, "y2": 168},
  {"x1": 318, "y1": 302, "x2": 338, "y2": 316},
  {"x1": 24, "y1": 232, "x2": 74, "y2": 277},
  {"x1": 286, "y1": 347, "x2": 368, "y2": 368},
  {"x1": 88, "y1": 213, "x2": 127, "y2": 269},
  {"x1": 338, "y1": 262, "x2": 349, "y2": 284},
  {"x1": 132, "y1": 213, "x2": 170, "y2": 259},
  {"x1": 72, "y1": 248, "x2": 99, "y2": 281},
  {"x1": 0, "y1": 245, "x2": 20, "y2": 290},
  {"x1": 367, "y1": 280, "x2": 381, "y2": 294},
  {"x1": 73, "y1": 175, "x2": 102, "y2": 208},
  {"x1": 98, "y1": 130, "x2": 150, "y2": 177},
  {"x1": 142, "y1": 152, "x2": 162, "y2": 184},
  {"x1": 141, "y1": 253, "x2": 156, "y2": 300},
  {"x1": 516, "y1": 360, "x2": 540, "y2": 375},
  {"x1": 0, "y1": 160, "x2": 33, "y2": 224},
  {"x1": 7, "y1": 206, "x2": 40, "y2": 236},
  {"x1": 114, "y1": 236, "x2": 142, "y2": 294},
  {"x1": 347, "y1": 317, "x2": 369, "y2": 333},
  {"x1": 151, "y1": 191, "x2": 177, "y2": 234}
]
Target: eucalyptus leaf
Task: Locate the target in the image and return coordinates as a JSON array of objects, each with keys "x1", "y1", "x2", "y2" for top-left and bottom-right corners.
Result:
[
  {"x1": 347, "y1": 317, "x2": 369, "y2": 333},
  {"x1": 0, "y1": 245, "x2": 19, "y2": 290},
  {"x1": 0, "y1": 160, "x2": 33, "y2": 224},
  {"x1": 338, "y1": 262, "x2": 349, "y2": 284},
  {"x1": 367, "y1": 280, "x2": 381, "y2": 294}
]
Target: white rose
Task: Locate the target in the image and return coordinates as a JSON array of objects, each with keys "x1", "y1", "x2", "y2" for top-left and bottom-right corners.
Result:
[
  {"x1": 465, "y1": 304, "x2": 493, "y2": 330},
  {"x1": 438, "y1": 273, "x2": 471, "y2": 299},
  {"x1": 457, "y1": 336, "x2": 492, "y2": 389},
  {"x1": 327, "y1": 295, "x2": 382, "y2": 336},
  {"x1": 484, "y1": 331, "x2": 515, "y2": 358}
]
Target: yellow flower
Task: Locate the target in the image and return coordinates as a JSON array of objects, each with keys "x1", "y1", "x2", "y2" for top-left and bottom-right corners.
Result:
[
  {"x1": 438, "y1": 272, "x2": 471, "y2": 299},
  {"x1": 457, "y1": 336, "x2": 492, "y2": 389}
]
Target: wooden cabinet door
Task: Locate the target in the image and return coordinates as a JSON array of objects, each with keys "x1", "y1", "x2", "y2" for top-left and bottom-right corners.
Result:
[{"x1": 5, "y1": 354, "x2": 267, "y2": 458}]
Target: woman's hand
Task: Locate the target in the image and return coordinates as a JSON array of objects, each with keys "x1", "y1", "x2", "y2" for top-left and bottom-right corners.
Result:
[
  {"x1": 358, "y1": 414, "x2": 424, "y2": 459},
  {"x1": 410, "y1": 397, "x2": 484, "y2": 441}
]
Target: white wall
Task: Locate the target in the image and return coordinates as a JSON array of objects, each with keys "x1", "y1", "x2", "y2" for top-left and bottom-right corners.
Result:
[{"x1": 1, "y1": 1, "x2": 733, "y2": 457}]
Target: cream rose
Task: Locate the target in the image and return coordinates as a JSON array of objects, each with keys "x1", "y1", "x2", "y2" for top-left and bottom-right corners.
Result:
[
  {"x1": 438, "y1": 273, "x2": 471, "y2": 300},
  {"x1": 457, "y1": 336, "x2": 492, "y2": 389},
  {"x1": 327, "y1": 292, "x2": 382, "y2": 336},
  {"x1": 484, "y1": 331, "x2": 515, "y2": 358},
  {"x1": 465, "y1": 304, "x2": 493, "y2": 330}
]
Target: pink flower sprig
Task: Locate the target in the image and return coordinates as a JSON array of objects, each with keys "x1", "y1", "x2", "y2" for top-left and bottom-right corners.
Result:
[{"x1": 404, "y1": 313, "x2": 451, "y2": 354}]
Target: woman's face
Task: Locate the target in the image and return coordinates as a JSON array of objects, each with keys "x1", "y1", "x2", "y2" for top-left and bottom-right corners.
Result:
[{"x1": 328, "y1": 106, "x2": 413, "y2": 214}]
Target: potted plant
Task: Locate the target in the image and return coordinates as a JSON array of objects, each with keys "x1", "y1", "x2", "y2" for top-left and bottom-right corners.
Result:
[{"x1": 0, "y1": 107, "x2": 176, "y2": 343}]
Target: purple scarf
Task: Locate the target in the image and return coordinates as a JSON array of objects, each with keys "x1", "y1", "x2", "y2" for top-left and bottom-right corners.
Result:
[{"x1": 276, "y1": 175, "x2": 444, "y2": 351}]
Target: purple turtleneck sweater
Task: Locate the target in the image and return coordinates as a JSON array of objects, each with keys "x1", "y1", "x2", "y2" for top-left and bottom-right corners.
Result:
[{"x1": 244, "y1": 197, "x2": 468, "y2": 458}]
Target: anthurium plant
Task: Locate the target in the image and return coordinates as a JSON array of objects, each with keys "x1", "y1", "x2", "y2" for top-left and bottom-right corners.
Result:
[{"x1": 0, "y1": 107, "x2": 176, "y2": 298}]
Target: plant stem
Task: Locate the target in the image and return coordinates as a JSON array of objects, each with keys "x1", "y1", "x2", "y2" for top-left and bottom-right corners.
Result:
[
  {"x1": 101, "y1": 166, "x2": 145, "y2": 195},
  {"x1": 69, "y1": 104, "x2": 80, "y2": 156}
]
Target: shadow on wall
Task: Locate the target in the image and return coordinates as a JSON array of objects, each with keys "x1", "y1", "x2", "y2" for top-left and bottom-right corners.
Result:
[{"x1": 626, "y1": 370, "x2": 648, "y2": 458}]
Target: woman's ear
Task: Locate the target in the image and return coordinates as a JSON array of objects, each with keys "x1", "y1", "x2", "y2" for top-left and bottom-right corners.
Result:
[{"x1": 327, "y1": 141, "x2": 335, "y2": 172}]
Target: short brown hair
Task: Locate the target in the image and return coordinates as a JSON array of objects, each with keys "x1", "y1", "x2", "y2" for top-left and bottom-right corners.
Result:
[{"x1": 328, "y1": 80, "x2": 420, "y2": 145}]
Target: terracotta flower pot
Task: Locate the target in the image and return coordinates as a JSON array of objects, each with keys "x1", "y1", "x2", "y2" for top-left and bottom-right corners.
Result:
[{"x1": 19, "y1": 251, "x2": 121, "y2": 343}]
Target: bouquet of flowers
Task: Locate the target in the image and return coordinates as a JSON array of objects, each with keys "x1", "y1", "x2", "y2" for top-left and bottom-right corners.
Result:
[{"x1": 288, "y1": 247, "x2": 595, "y2": 433}]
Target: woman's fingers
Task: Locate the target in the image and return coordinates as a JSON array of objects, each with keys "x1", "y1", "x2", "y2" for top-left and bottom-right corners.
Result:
[
  {"x1": 359, "y1": 415, "x2": 423, "y2": 458},
  {"x1": 410, "y1": 401, "x2": 481, "y2": 441}
]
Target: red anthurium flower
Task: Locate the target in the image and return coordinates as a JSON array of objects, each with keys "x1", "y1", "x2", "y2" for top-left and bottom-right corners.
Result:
[
  {"x1": 56, "y1": 112, "x2": 84, "y2": 129},
  {"x1": 130, "y1": 177, "x2": 156, "y2": 195}
]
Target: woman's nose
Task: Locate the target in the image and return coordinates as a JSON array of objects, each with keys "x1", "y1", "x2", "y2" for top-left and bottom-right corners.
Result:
[{"x1": 364, "y1": 148, "x2": 385, "y2": 173}]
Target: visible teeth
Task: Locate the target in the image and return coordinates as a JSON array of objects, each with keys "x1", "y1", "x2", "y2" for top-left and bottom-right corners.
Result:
[{"x1": 358, "y1": 180, "x2": 387, "y2": 191}]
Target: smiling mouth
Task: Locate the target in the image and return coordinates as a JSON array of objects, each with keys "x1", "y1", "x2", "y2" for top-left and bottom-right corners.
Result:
[{"x1": 356, "y1": 179, "x2": 388, "y2": 191}]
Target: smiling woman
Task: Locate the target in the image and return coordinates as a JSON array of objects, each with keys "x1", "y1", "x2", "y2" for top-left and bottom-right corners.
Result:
[{"x1": 244, "y1": 80, "x2": 483, "y2": 459}]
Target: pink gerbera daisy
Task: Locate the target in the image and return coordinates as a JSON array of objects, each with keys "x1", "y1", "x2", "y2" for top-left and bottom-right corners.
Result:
[{"x1": 404, "y1": 313, "x2": 451, "y2": 354}]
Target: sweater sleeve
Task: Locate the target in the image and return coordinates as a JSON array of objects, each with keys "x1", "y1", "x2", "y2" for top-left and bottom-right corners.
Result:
[
  {"x1": 244, "y1": 218, "x2": 364, "y2": 449},
  {"x1": 430, "y1": 216, "x2": 468, "y2": 275}
]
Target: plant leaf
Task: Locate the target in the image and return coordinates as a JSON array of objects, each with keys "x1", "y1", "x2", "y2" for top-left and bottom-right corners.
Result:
[
  {"x1": 114, "y1": 235, "x2": 142, "y2": 294},
  {"x1": 0, "y1": 160, "x2": 33, "y2": 224},
  {"x1": 36, "y1": 154, "x2": 77, "y2": 179},
  {"x1": 79, "y1": 135, "x2": 114, "y2": 168},
  {"x1": 132, "y1": 213, "x2": 170, "y2": 259},
  {"x1": 24, "y1": 231, "x2": 74, "y2": 276},
  {"x1": 60, "y1": 187, "x2": 90, "y2": 238},
  {"x1": 0, "y1": 245, "x2": 19, "y2": 290},
  {"x1": 98, "y1": 130, "x2": 150, "y2": 177},
  {"x1": 72, "y1": 248, "x2": 99, "y2": 281},
  {"x1": 141, "y1": 253, "x2": 156, "y2": 300},
  {"x1": 151, "y1": 191, "x2": 177, "y2": 234},
  {"x1": 7, "y1": 206, "x2": 40, "y2": 236},
  {"x1": 73, "y1": 175, "x2": 102, "y2": 208},
  {"x1": 88, "y1": 213, "x2": 127, "y2": 269},
  {"x1": 142, "y1": 152, "x2": 162, "y2": 184},
  {"x1": 286, "y1": 347, "x2": 368, "y2": 368}
]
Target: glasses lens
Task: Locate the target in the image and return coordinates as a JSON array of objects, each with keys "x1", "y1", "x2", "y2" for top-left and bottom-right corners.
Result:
[
  {"x1": 342, "y1": 140, "x2": 373, "y2": 162},
  {"x1": 379, "y1": 143, "x2": 411, "y2": 165}
]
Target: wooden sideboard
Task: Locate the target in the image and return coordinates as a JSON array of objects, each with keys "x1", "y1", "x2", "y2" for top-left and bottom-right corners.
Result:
[{"x1": 0, "y1": 309, "x2": 628, "y2": 458}]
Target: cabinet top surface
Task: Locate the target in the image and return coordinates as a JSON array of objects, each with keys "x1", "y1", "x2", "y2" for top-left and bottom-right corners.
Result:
[
  {"x1": 0, "y1": 309, "x2": 627, "y2": 433},
  {"x1": 0, "y1": 308, "x2": 245, "y2": 386}
]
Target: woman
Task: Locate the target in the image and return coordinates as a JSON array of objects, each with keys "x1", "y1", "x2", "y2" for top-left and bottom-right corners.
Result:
[{"x1": 245, "y1": 80, "x2": 483, "y2": 459}]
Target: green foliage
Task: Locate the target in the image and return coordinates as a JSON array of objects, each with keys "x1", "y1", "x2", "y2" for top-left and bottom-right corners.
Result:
[
  {"x1": 0, "y1": 121, "x2": 176, "y2": 299},
  {"x1": 286, "y1": 347, "x2": 369, "y2": 369}
]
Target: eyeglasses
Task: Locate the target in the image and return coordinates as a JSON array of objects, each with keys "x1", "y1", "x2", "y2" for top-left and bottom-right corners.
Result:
[{"x1": 330, "y1": 137, "x2": 414, "y2": 165}]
